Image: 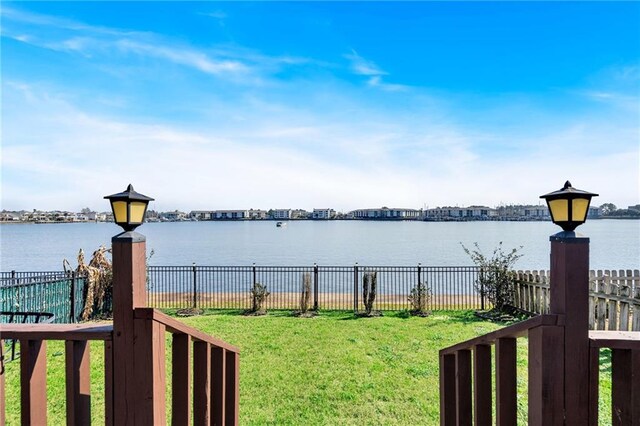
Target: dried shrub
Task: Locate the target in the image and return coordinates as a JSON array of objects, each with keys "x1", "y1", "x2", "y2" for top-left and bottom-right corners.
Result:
[
  {"x1": 65, "y1": 246, "x2": 113, "y2": 321},
  {"x1": 361, "y1": 270, "x2": 380, "y2": 316},
  {"x1": 408, "y1": 281, "x2": 431, "y2": 317},
  {"x1": 294, "y1": 272, "x2": 316, "y2": 317},
  {"x1": 299, "y1": 272, "x2": 311, "y2": 313},
  {"x1": 245, "y1": 282, "x2": 270, "y2": 316}
]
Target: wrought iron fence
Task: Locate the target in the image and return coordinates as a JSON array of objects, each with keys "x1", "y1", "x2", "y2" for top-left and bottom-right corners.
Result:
[
  {"x1": 146, "y1": 265, "x2": 483, "y2": 311},
  {"x1": 0, "y1": 266, "x2": 484, "y2": 317}
]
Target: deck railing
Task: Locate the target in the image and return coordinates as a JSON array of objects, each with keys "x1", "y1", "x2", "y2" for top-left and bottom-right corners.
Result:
[
  {"x1": 439, "y1": 316, "x2": 640, "y2": 425},
  {"x1": 0, "y1": 308, "x2": 240, "y2": 424},
  {"x1": 440, "y1": 234, "x2": 640, "y2": 425},
  {"x1": 0, "y1": 232, "x2": 240, "y2": 425}
]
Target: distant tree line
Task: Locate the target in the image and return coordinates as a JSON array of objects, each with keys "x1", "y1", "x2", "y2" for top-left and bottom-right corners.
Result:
[{"x1": 598, "y1": 203, "x2": 640, "y2": 218}]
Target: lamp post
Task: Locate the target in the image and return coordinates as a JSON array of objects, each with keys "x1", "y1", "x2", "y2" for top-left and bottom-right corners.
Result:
[
  {"x1": 538, "y1": 181, "x2": 597, "y2": 424},
  {"x1": 105, "y1": 184, "x2": 154, "y2": 424}
]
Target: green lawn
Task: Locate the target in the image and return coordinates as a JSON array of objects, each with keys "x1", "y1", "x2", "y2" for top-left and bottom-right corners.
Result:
[{"x1": 2, "y1": 310, "x2": 613, "y2": 425}]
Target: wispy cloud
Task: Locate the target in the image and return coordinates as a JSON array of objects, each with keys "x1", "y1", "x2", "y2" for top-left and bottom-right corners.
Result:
[{"x1": 344, "y1": 49, "x2": 409, "y2": 92}]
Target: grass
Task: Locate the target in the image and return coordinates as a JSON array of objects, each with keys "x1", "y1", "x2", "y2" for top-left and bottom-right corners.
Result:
[{"x1": 2, "y1": 310, "x2": 614, "y2": 425}]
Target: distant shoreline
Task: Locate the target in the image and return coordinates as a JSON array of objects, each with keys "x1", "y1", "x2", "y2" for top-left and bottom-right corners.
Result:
[{"x1": 1, "y1": 217, "x2": 637, "y2": 225}]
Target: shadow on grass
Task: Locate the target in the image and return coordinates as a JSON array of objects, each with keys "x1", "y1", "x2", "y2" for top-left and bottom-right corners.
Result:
[{"x1": 161, "y1": 308, "x2": 501, "y2": 325}]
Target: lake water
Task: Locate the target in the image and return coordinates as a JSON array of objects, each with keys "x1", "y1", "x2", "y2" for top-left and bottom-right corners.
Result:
[{"x1": 1, "y1": 220, "x2": 638, "y2": 271}]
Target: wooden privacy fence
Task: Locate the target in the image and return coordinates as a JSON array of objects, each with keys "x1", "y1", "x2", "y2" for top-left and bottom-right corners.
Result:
[{"x1": 512, "y1": 269, "x2": 640, "y2": 331}]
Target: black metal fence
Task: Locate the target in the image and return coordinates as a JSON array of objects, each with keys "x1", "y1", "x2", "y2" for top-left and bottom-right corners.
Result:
[
  {"x1": 147, "y1": 265, "x2": 484, "y2": 311},
  {"x1": 0, "y1": 266, "x2": 484, "y2": 317},
  {"x1": 0, "y1": 272, "x2": 87, "y2": 323}
]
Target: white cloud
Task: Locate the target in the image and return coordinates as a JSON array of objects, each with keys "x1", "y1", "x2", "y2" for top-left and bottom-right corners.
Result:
[{"x1": 3, "y1": 81, "x2": 638, "y2": 212}]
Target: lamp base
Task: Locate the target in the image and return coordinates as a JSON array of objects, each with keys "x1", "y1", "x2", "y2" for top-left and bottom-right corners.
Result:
[
  {"x1": 112, "y1": 231, "x2": 146, "y2": 243},
  {"x1": 549, "y1": 230, "x2": 589, "y2": 243}
]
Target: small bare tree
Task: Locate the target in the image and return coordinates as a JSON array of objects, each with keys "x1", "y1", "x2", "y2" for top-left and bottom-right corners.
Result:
[
  {"x1": 362, "y1": 270, "x2": 378, "y2": 316},
  {"x1": 461, "y1": 242, "x2": 523, "y2": 311},
  {"x1": 408, "y1": 281, "x2": 431, "y2": 316},
  {"x1": 246, "y1": 282, "x2": 270, "y2": 315},
  {"x1": 299, "y1": 272, "x2": 311, "y2": 313}
]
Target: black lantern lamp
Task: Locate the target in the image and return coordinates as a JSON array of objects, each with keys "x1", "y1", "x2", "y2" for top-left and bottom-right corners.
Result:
[
  {"x1": 104, "y1": 184, "x2": 154, "y2": 232},
  {"x1": 540, "y1": 181, "x2": 598, "y2": 233}
]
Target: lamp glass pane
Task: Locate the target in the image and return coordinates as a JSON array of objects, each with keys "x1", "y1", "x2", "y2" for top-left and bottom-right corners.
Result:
[
  {"x1": 548, "y1": 199, "x2": 568, "y2": 222},
  {"x1": 572, "y1": 198, "x2": 589, "y2": 222},
  {"x1": 129, "y1": 201, "x2": 147, "y2": 224},
  {"x1": 112, "y1": 201, "x2": 128, "y2": 223}
]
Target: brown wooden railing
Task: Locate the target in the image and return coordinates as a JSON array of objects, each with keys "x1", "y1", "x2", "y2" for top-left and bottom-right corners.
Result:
[
  {"x1": 441, "y1": 235, "x2": 639, "y2": 425},
  {"x1": 439, "y1": 317, "x2": 640, "y2": 425},
  {"x1": 439, "y1": 314, "x2": 565, "y2": 425},
  {"x1": 0, "y1": 323, "x2": 113, "y2": 425},
  {"x1": 0, "y1": 309, "x2": 240, "y2": 425}
]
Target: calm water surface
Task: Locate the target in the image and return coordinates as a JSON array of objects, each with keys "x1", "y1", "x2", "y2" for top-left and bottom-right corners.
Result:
[{"x1": 1, "y1": 220, "x2": 638, "y2": 271}]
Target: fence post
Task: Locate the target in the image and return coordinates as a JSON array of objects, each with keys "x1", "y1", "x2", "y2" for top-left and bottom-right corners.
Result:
[
  {"x1": 252, "y1": 264, "x2": 257, "y2": 287},
  {"x1": 353, "y1": 263, "x2": 359, "y2": 313},
  {"x1": 192, "y1": 263, "x2": 197, "y2": 310},
  {"x1": 549, "y1": 232, "x2": 591, "y2": 424},
  {"x1": 11, "y1": 270, "x2": 16, "y2": 286},
  {"x1": 313, "y1": 264, "x2": 319, "y2": 311},
  {"x1": 69, "y1": 272, "x2": 77, "y2": 323}
]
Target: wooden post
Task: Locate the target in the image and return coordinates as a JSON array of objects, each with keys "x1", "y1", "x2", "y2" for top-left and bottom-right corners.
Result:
[
  {"x1": 473, "y1": 344, "x2": 492, "y2": 426},
  {"x1": 549, "y1": 233, "x2": 591, "y2": 425},
  {"x1": 455, "y1": 349, "x2": 472, "y2": 426},
  {"x1": 111, "y1": 231, "x2": 148, "y2": 425},
  {"x1": 20, "y1": 339, "x2": 47, "y2": 426},
  {"x1": 439, "y1": 353, "x2": 456, "y2": 426},
  {"x1": 528, "y1": 325, "x2": 564, "y2": 425},
  {"x1": 65, "y1": 340, "x2": 91, "y2": 425}
]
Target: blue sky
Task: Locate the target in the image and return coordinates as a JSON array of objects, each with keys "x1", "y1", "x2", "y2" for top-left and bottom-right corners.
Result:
[{"x1": 2, "y1": 2, "x2": 639, "y2": 212}]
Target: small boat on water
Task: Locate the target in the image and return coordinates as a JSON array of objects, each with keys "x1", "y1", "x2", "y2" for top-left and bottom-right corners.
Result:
[{"x1": 276, "y1": 221, "x2": 287, "y2": 227}]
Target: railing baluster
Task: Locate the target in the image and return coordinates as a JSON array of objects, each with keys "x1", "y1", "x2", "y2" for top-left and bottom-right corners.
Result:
[
  {"x1": 172, "y1": 334, "x2": 191, "y2": 426},
  {"x1": 226, "y1": 350, "x2": 240, "y2": 426},
  {"x1": 439, "y1": 353, "x2": 456, "y2": 426},
  {"x1": 105, "y1": 340, "x2": 114, "y2": 426},
  {"x1": 455, "y1": 349, "x2": 472, "y2": 426},
  {"x1": 611, "y1": 348, "x2": 640, "y2": 425},
  {"x1": 193, "y1": 341, "x2": 211, "y2": 425},
  {"x1": 20, "y1": 339, "x2": 47, "y2": 425},
  {"x1": 134, "y1": 318, "x2": 167, "y2": 424},
  {"x1": 495, "y1": 337, "x2": 517, "y2": 425},
  {"x1": 65, "y1": 340, "x2": 91, "y2": 425},
  {"x1": 473, "y1": 344, "x2": 492, "y2": 426},
  {"x1": 211, "y1": 346, "x2": 226, "y2": 425},
  {"x1": 589, "y1": 347, "x2": 600, "y2": 426},
  {"x1": 528, "y1": 325, "x2": 564, "y2": 425}
]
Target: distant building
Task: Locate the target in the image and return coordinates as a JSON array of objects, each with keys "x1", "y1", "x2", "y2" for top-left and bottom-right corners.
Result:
[
  {"x1": 212, "y1": 210, "x2": 249, "y2": 220},
  {"x1": 160, "y1": 210, "x2": 187, "y2": 221},
  {"x1": 494, "y1": 205, "x2": 549, "y2": 220},
  {"x1": 190, "y1": 211, "x2": 213, "y2": 220},
  {"x1": 248, "y1": 209, "x2": 267, "y2": 220},
  {"x1": 425, "y1": 206, "x2": 497, "y2": 220},
  {"x1": 312, "y1": 208, "x2": 336, "y2": 220},
  {"x1": 291, "y1": 209, "x2": 309, "y2": 219},
  {"x1": 271, "y1": 209, "x2": 292, "y2": 220},
  {"x1": 351, "y1": 207, "x2": 421, "y2": 220}
]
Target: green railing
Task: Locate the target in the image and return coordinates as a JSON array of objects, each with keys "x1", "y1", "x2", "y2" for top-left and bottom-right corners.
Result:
[{"x1": 0, "y1": 274, "x2": 89, "y2": 323}]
